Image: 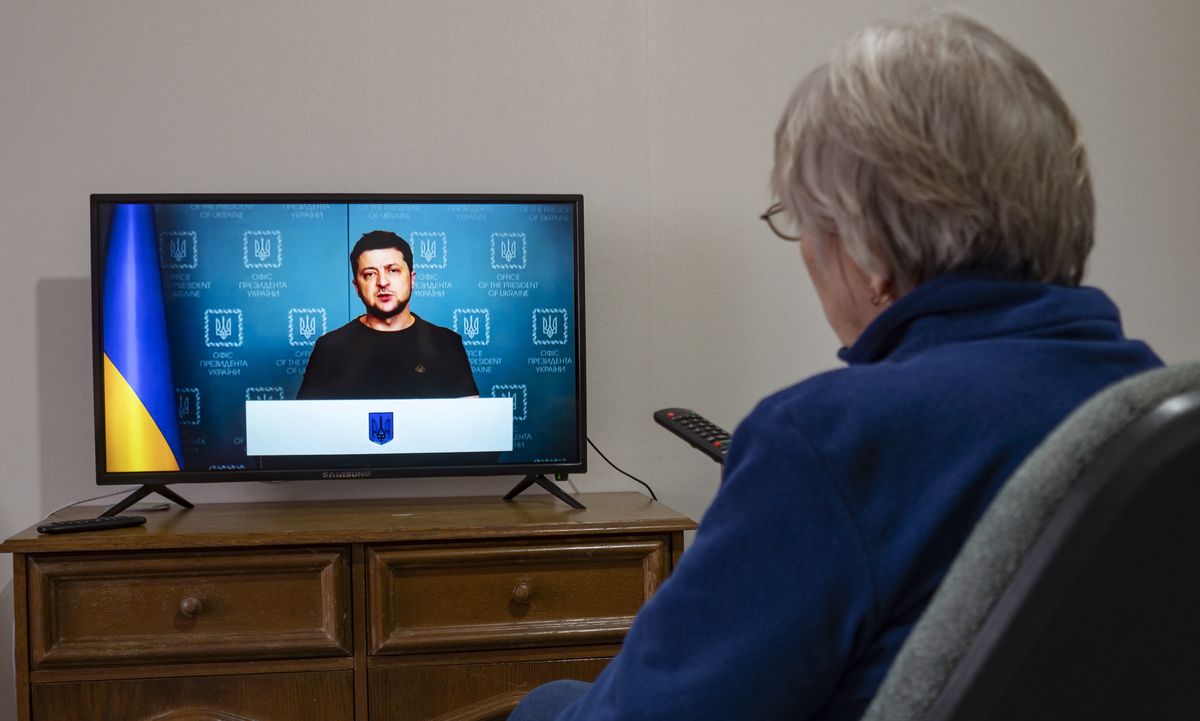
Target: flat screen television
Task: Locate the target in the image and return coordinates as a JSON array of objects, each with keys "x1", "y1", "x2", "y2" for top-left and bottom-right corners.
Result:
[{"x1": 91, "y1": 194, "x2": 586, "y2": 512}]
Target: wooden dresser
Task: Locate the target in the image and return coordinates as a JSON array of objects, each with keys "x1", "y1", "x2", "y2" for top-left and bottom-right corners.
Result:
[{"x1": 0, "y1": 493, "x2": 696, "y2": 721}]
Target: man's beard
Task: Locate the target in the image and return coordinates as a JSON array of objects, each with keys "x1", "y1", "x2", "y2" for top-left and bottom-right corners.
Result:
[{"x1": 365, "y1": 296, "x2": 410, "y2": 320}]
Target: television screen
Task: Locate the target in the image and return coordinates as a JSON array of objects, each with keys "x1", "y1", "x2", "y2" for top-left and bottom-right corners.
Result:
[{"x1": 92, "y1": 194, "x2": 586, "y2": 487}]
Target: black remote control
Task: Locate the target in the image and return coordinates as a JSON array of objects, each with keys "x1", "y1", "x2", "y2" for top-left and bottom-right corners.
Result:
[
  {"x1": 654, "y1": 408, "x2": 732, "y2": 464},
  {"x1": 37, "y1": 515, "x2": 147, "y2": 535}
]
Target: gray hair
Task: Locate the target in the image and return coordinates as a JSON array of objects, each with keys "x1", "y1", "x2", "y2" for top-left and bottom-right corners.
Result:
[{"x1": 772, "y1": 10, "x2": 1093, "y2": 291}]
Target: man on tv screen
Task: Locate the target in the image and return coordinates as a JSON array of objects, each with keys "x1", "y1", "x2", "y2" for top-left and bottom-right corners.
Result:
[{"x1": 297, "y1": 230, "x2": 479, "y2": 400}]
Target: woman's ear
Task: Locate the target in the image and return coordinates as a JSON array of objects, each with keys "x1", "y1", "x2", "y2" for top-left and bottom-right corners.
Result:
[{"x1": 868, "y1": 274, "x2": 895, "y2": 307}]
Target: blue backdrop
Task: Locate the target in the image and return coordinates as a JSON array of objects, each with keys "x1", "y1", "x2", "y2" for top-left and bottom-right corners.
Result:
[{"x1": 144, "y1": 201, "x2": 579, "y2": 471}]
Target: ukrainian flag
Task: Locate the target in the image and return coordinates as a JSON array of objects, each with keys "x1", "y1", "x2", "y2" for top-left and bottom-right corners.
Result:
[{"x1": 102, "y1": 204, "x2": 183, "y2": 472}]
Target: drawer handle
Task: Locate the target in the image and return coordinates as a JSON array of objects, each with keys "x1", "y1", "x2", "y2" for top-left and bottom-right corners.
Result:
[
  {"x1": 179, "y1": 596, "x2": 204, "y2": 618},
  {"x1": 511, "y1": 582, "x2": 534, "y2": 604}
]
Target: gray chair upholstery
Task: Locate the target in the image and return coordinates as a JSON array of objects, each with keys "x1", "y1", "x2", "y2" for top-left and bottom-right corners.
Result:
[{"x1": 862, "y1": 361, "x2": 1200, "y2": 721}]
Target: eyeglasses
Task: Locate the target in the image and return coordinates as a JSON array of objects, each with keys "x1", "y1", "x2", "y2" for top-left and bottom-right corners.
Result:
[{"x1": 760, "y1": 202, "x2": 803, "y2": 242}]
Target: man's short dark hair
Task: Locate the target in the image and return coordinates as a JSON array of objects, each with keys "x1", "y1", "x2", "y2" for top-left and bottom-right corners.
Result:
[{"x1": 350, "y1": 230, "x2": 414, "y2": 275}]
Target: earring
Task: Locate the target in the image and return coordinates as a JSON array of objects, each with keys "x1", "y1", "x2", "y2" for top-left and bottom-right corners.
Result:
[{"x1": 871, "y1": 293, "x2": 892, "y2": 307}]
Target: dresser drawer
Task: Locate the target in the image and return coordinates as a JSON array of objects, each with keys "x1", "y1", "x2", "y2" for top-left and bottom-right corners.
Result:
[
  {"x1": 368, "y1": 536, "x2": 669, "y2": 654},
  {"x1": 27, "y1": 547, "x2": 351, "y2": 669},
  {"x1": 369, "y1": 654, "x2": 613, "y2": 721},
  {"x1": 31, "y1": 670, "x2": 354, "y2": 721}
]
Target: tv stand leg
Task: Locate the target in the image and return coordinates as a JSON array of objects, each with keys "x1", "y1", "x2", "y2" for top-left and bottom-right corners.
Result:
[
  {"x1": 503, "y1": 474, "x2": 586, "y2": 510},
  {"x1": 100, "y1": 484, "x2": 194, "y2": 518}
]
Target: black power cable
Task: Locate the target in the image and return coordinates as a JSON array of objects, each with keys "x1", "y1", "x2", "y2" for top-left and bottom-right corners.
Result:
[{"x1": 586, "y1": 436, "x2": 658, "y2": 501}]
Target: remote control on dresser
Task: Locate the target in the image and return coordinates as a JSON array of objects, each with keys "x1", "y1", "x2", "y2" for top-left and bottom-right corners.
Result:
[{"x1": 37, "y1": 515, "x2": 147, "y2": 534}]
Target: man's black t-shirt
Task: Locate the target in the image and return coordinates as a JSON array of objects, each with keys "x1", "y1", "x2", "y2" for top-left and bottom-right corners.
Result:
[{"x1": 297, "y1": 315, "x2": 478, "y2": 400}]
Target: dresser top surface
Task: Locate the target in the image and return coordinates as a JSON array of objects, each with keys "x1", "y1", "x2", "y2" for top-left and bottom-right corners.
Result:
[{"x1": 1, "y1": 492, "x2": 697, "y2": 554}]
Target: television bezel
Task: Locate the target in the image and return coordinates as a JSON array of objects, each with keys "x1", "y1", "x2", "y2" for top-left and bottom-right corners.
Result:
[{"x1": 90, "y1": 193, "x2": 587, "y2": 486}]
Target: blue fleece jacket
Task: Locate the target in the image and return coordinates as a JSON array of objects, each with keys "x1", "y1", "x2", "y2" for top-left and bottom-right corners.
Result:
[{"x1": 556, "y1": 271, "x2": 1162, "y2": 721}]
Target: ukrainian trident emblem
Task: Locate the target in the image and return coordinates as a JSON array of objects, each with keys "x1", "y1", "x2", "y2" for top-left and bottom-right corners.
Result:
[
  {"x1": 369, "y1": 412, "x2": 394, "y2": 446},
  {"x1": 500, "y1": 237, "x2": 519, "y2": 264},
  {"x1": 254, "y1": 235, "x2": 273, "y2": 262},
  {"x1": 420, "y1": 237, "x2": 439, "y2": 264},
  {"x1": 170, "y1": 236, "x2": 188, "y2": 263},
  {"x1": 298, "y1": 314, "x2": 318, "y2": 340},
  {"x1": 243, "y1": 230, "x2": 282, "y2": 268},
  {"x1": 531, "y1": 308, "x2": 568, "y2": 345},
  {"x1": 214, "y1": 315, "x2": 233, "y2": 341},
  {"x1": 462, "y1": 315, "x2": 481, "y2": 340},
  {"x1": 491, "y1": 232, "x2": 525, "y2": 269}
]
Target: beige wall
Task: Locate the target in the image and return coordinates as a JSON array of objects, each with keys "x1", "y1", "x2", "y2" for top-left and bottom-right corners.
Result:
[{"x1": 2, "y1": 1, "x2": 1198, "y2": 714}]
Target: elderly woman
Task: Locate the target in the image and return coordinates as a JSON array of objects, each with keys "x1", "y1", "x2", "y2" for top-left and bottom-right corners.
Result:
[{"x1": 512, "y1": 11, "x2": 1161, "y2": 721}]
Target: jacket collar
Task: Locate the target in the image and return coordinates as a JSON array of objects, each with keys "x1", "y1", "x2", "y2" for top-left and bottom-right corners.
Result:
[{"x1": 838, "y1": 269, "x2": 1120, "y2": 365}]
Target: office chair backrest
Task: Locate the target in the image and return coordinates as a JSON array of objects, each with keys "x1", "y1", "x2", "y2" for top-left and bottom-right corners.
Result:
[{"x1": 861, "y1": 361, "x2": 1200, "y2": 721}]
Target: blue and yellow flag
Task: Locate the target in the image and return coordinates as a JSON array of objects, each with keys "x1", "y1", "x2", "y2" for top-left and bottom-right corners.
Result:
[{"x1": 102, "y1": 204, "x2": 183, "y2": 472}]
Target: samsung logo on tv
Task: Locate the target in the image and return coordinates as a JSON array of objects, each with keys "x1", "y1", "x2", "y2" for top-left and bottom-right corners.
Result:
[{"x1": 322, "y1": 471, "x2": 373, "y2": 479}]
